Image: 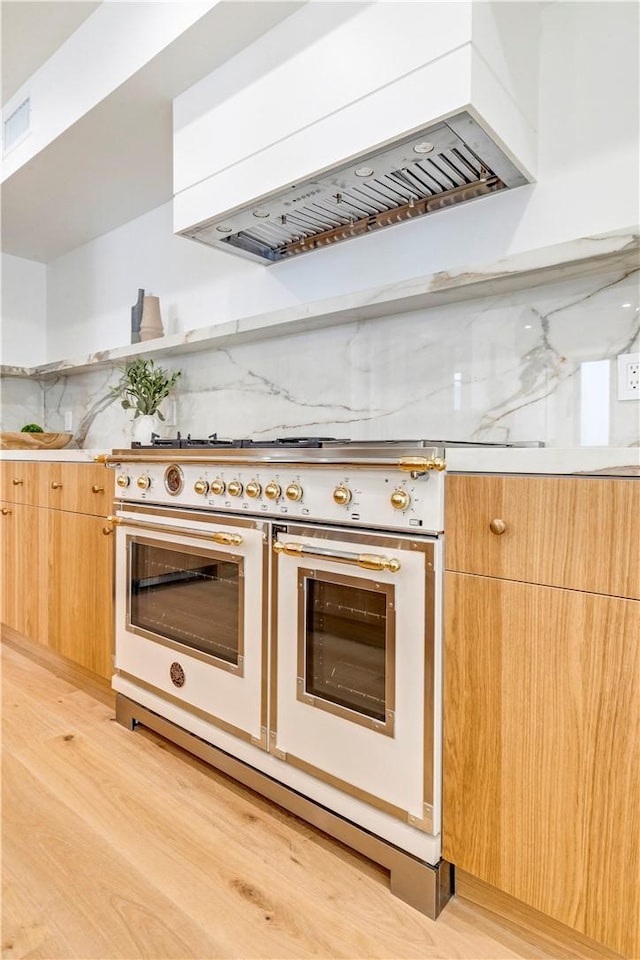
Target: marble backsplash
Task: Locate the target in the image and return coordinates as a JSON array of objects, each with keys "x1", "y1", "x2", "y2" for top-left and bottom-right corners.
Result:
[{"x1": 2, "y1": 267, "x2": 639, "y2": 449}]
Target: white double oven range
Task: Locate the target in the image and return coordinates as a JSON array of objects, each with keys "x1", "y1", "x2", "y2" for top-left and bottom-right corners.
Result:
[{"x1": 101, "y1": 436, "x2": 473, "y2": 916}]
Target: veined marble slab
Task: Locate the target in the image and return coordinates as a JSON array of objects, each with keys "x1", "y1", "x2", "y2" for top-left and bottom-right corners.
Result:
[
  {"x1": 2, "y1": 251, "x2": 638, "y2": 452},
  {"x1": 1, "y1": 228, "x2": 638, "y2": 379}
]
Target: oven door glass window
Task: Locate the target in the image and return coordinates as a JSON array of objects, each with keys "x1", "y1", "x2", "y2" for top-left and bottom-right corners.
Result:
[
  {"x1": 298, "y1": 569, "x2": 395, "y2": 735},
  {"x1": 128, "y1": 538, "x2": 243, "y2": 672}
]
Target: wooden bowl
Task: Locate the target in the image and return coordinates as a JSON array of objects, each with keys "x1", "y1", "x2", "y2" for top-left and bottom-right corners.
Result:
[{"x1": 0, "y1": 432, "x2": 74, "y2": 450}]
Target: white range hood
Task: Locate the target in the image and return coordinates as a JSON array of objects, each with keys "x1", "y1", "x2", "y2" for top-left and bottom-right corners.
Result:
[{"x1": 173, "y1": 2, "x2": 540, "y2": 266}]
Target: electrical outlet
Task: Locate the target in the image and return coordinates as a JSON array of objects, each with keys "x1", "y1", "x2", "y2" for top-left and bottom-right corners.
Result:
[
  {"x1": 617, "y1": 352, "x2": 640, "y2": 401},
  {"x1": 64, "y1": 410, "x2": 73, "y2": 431}
]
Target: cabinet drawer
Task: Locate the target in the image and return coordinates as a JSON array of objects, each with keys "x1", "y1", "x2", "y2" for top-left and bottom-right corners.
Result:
[
  {"x1": 445, "y1": 475, "x2": 640, "y2": 599},
  {"x1": 42, "y1": 463, "x2": 113, "y2": 515},
  {"x1": 0, "y1": 461, "x2": 39, "y2": 505}
]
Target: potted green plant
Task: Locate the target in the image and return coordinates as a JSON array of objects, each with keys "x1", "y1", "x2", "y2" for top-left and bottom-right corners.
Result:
[{"x1": 111, "y1": 358, "x2": 181, "y2": 443}]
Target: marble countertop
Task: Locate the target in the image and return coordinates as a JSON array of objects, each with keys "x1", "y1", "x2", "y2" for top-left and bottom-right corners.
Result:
[
  {"x1": 445, "y1": 447, "x2": 640, "y2": 476},
  {"x1": 2, "y1": 447, "x2": 638, "y2": 476},
  {"x1": 0, "y1": 449, "x2": 107, "y2": 462}
]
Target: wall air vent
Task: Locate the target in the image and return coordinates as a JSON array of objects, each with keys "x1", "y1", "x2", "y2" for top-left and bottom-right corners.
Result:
[
  {"x1": 3, "y1": 96, "x2": 31, "y2": 154},
  {"x1": 179, "y1": 112, "x2": 530, "y2": 265}
]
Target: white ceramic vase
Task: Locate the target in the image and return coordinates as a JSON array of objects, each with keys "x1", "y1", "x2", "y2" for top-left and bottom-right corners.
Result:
[{"x1": 131, "y1": 414, "x2": 158, "y2": 445}]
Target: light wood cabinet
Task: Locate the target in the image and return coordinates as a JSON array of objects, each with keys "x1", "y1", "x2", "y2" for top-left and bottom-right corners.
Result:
[
  {"x1": 445, "y1": 475, "x2": 640, "y2": 599},
  {"x1": 1, "y1": 460, "x2": 114, "y2": 679},
  {"x1": 1, "y1": 501, "x2": 47, "y2": 643},
  {"x1": 0, "y1": 461, "x2": 39, "y2": 506},
  {"x1": 443, "y1": 474, "x2": 640, "y2": 958}
]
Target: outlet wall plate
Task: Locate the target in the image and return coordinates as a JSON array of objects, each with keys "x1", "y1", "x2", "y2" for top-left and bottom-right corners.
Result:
[{"x1": 617, "y1": 352, "x2": 640, "y2": 401}]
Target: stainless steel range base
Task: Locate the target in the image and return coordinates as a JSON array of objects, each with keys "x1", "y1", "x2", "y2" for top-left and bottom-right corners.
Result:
[{"x1": 115, "y1": 693, "x2": 453, "y2": 919}]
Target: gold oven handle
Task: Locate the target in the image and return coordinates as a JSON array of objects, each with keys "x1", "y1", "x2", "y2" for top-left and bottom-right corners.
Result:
[
  {"x1": 398, "y1": 456, "x2": 446, "y2": 477},
  {"x1": 273, "y1": 540, "x2": 401, "y2": 573},
  {"x1": 106, "y1": 516, "x2": 243, "y2": 546}
]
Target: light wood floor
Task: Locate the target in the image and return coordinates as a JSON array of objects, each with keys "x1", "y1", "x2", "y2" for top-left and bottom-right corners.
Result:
[{"x1": 0, "y1": 629, "x2": 613, "y2": 960}]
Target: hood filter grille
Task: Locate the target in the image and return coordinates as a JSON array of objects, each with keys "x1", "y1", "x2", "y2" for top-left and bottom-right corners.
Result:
[{"x1": 181, "y1": 112, "x2": 528, "y2": 264}]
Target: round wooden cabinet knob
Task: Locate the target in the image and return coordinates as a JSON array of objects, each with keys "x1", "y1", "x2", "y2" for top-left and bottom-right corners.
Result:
[{"x1": 489, "y1": 518, "x2": 507, "y2": 536}]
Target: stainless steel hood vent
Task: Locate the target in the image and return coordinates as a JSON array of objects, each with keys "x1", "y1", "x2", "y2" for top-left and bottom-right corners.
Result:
[{"x1": 180, "y1": 112, "x2": 529, "y2": 265}]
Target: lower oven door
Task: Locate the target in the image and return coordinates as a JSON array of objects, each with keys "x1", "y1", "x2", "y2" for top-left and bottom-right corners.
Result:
[
  {"x1": 112, "y1": 503, "x2": 267, "y2": 748},
  {"x1": 272, "y1": 522, "x2": 440, "y2": 835}
]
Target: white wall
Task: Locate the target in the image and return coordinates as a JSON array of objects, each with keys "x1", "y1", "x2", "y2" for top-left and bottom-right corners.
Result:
[
  {"x1": 1, "y1": 1, "x2": 216, "y2": 183},
  {"x1": 173, "y1": 0, "x2": 539, "y2": 231},
  {"x1": 174, "y1": 0, "x2": 637, "y2": 268},
  {"x1": 0, "y1": 253, "x2": 47, "y2": 365},
  {"x1": 9, "y1": 0, "x2": 640, "y2": 366},
  {"x1": 173, "y1": 1, "x2": 475, "y2": 193},
  {"x1": 45, "y1": 202, "x2": 303, "y2": 359}
]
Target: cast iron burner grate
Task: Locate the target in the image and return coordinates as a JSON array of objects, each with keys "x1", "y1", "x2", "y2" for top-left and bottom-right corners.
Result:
[{"x1": 131, "y1": 433, "x2": 348, "y2": 450}]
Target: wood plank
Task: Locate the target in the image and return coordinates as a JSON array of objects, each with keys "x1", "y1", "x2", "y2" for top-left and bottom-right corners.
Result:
[
  {"x1": 2, "y1": 753, "x2": 225, "y2": 959},
  {"x1": 3, "y1": 631, "x2": 623, "y2": 960},
  {"x1": 2, "y1": 626, "x2": 113, "y2": 704},
  {"x1": 455, "y1": 870, "x2": 625, "y2": 960}
]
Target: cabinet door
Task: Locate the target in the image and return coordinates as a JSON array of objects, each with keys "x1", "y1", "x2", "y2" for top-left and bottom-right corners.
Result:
[
  {"x1": 0, "y1": 501, "x2": 47, "y2": 642},
  {"x1": 47, "y1": 509, "x2": 114, "y2": 679},
  {"x1": 443, "y1": 572, "x2": 640, "y2": 957},
  {"x1": 445, "y1": 475, "x2": 640, "y2": 599}
]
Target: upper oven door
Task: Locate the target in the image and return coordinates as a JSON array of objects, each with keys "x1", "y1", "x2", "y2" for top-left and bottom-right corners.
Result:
[
  {"x1": 112, "y1": 503, "x2": 268, "y2": 748},
  {"x1": 271, "y1": 522, "x2": 441, "y2": 835}
]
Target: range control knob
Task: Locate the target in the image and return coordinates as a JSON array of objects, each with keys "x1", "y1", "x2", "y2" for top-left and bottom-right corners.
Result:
[
  {"x1": 333, "y1": 485, "x2": 352, "y2": 506},
  {"x1": 265, "y1": 481, "x2": 281, "y2": 501},
  {"x1": 137, "y1": 476, "x2": 151, "y2": 490},
  {"x1": 228, "y1": 480, "x2": 243, "y2": 497},
  {"x1": 210, "y1": 479, "x2": 225, "y2": 495},
  {"x1": 246, "y1": 481, "x2": 262, "y2": 499},
  {"x1": 390, "y1": 488, "x2": 410, "y2": 511},
  {"x1": 286, "y1": 482, "x2": 303, "y2": 502},
  {"x1": 194, "y1": 479, "x2": 208, "y2": 495},
  {"x1": 116, "y1": 474, "x2": 130, "y2": 489}
]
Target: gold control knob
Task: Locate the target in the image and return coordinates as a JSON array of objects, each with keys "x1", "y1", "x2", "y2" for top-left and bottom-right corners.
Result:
[
  {"x1": 194, "y1": 479, "x2": 208, "y2": 495},
  {"x1": 489, "y1": 518, "x2": 507, "y2": 536},
  {"x1": 265, "y1": 481, "x2": 281, "y2": 501},
  {"x1": 228, "y1": 480, "x2": 243, "y2": 497},
  {"x1": 333, "y1": 485, "x2": 352, "y2": 506},
  {"x1": 210, "y1": 479, "x2": 225, "y2": 495},
  {"x1": 286, "y1": 482, "x2": 303, "y2": 502},
  {"x1": 390, "y1": 489, "x2": 411, "y2": 511},
  {"x1": 137, "y1": 476, "x2": 151, "y2": 490},
  {"x1": 246, "y1": 481, "x2": 262, "y2": 499},
  {"x1": 116, "y1": 475, "x2": 130, "y2": 489}
]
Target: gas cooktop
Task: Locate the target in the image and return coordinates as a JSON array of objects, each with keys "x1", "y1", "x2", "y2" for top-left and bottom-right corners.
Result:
[
  {"x1": 132, "y1": 433, "x2": 348, "y2": 449},
  {"x1": 131, "y1": 433, "x2": 539, "y2": 451}
]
